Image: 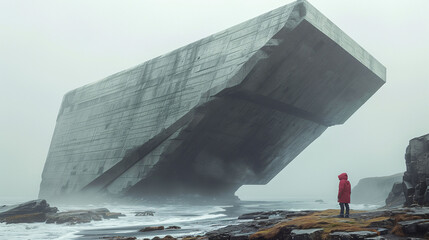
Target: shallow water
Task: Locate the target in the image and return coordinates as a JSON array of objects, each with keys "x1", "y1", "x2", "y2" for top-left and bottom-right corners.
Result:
[{"x1": 0, "y1": 198, "x2": 381, "y2": 240}]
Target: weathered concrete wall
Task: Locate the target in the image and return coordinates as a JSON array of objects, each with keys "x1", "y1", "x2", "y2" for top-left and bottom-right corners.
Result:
[{"x1": 39, "y1": 0, "x2": 386, "y2": 200}]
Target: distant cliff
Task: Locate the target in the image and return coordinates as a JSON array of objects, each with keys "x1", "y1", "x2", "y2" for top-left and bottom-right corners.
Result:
[{"x1": 352, "y1": 173, "x2": 403, "y2": 205}]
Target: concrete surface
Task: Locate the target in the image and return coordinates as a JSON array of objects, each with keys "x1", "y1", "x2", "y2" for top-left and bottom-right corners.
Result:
[{"x1": 39, "y1": 0, "x2": 386, "y2": 200}]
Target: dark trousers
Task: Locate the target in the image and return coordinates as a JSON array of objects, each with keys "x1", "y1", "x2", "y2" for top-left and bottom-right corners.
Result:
[{"x1": 339, "y1": 203, "x2": 349, "y2": 216}]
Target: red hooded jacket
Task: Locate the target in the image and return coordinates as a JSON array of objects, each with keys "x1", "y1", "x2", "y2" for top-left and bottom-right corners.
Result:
[{"x1": 338, "y1": 173, "x2": 351, "y2": 203}]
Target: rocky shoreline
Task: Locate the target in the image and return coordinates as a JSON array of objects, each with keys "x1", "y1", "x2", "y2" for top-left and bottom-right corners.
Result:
[
  {"x1": 4, "y1": 199, "x2": 429, "y2": 239},
  {"x1": 95, "y1": 207, "x2": 429, "y2": 240}
]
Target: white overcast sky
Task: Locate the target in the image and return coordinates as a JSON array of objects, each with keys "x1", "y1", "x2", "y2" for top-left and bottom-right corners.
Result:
[{"x1": 0, "y1": 0, "x2": 428, "y2": 202}]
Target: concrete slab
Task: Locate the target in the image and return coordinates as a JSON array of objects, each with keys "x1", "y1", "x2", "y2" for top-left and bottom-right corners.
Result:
[{"x1": 39, "y1": 0, "x2": 385, "y2": 200}]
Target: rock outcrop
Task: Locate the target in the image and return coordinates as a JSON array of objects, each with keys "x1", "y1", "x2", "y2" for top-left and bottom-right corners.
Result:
[
  {"x1": 46, "y1": 208, "x2": 124, "y2": 224},
  {"x1": 207, "y1": 208, "x2": 429, "y2": 239},
  {"x1": 0, "y1": 199, "x2": 58, "y2": 223},
  {"x1": 140, "y1": 226, "x2": 165, "y2": 232},
  {"x1": 352, "y1": 173, "x2": 403, "y2": 205},
  {"x1": 386, "y1": 134, "x2": 429, "y2": 207},
  {"x1": 0, "y1": 199, "x2": 124, "y2": 224},
  {"x1": 386, "y1": 182, "x2": 406, "y2": 208}
]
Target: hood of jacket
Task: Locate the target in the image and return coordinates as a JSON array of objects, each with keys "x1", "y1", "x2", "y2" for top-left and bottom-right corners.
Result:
[{"x1": 338, "y1": 173, "x2": 348, "y2": 181}]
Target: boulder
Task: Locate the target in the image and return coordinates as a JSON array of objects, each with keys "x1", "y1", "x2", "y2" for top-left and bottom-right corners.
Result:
[
  {"x1": 1, "y1": 212, "x2": 47, "y2": 224},
  {"x1": 397, "y1": 219, "x2": 429, "y2": 234},
  {"x1": 135, "y1": 211, "x2": 155, "y2": 216},
  {"x1": 139, "y1": 226, "x2": 165, "y2": 232},
  {"x1": 46, "y1": 210, "x2": 102, "y2": 224},
  {"x1": 46, "y1": 208, "x2": 123, "y2": 224},
  {"x1": 0, "y1": 199, "x2": 58, "y2": 224},
  {"x1": 0, "y1": 199, "x2": 57, "y2": 219},
  {"x1": 162, "y1": 236, "x2": 176, "y2": 240},
  {"x1": 104, "y1": 212, "x2": 126, "y2": 219},
  {"x1": 0, "y1": 200, "x2": 124, "y2": 225},
  {"x1": 166, "y1": 226, "x2": 181, "y2": 230}
]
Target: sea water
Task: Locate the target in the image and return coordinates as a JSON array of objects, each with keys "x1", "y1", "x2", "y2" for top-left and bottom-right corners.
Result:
[{"x1": 0, "y1": 198, "x2": 381, "y2": 240}]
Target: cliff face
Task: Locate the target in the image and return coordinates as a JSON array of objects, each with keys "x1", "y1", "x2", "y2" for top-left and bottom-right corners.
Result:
[
  {"x1": 39, "y1": 0, "x2": 385, "y2": 200},
  {"x1": 352, "y1": 173, "x2": 403, "y2": 205},
  {"x1": 386, "y1": 134, "x2": 429, "y2": 207},
  {"x1": 403, "y1": 134, "x2": 429, "y2": 206}
]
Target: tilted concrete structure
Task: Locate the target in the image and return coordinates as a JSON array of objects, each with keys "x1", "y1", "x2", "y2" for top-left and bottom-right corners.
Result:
[{"x1": 39, "y1": 0, "x2": 386, "y2": 200}]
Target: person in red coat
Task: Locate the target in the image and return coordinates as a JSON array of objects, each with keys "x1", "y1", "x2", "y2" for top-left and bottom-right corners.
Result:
[{"x1": 337, "y1": 172, "x2": 351, "y2": 218}]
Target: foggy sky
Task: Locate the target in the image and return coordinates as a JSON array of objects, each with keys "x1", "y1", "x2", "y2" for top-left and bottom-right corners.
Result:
[{"x1": 1, "y1": 0, "x2": 428, "y2": 202}]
